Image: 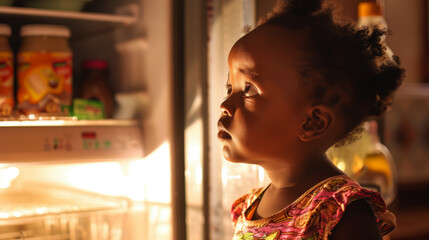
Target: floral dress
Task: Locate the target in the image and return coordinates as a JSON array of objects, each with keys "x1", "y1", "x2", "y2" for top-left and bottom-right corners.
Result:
[{"x1": 231, "y1": 175, "x2": 395, "y2": 240}]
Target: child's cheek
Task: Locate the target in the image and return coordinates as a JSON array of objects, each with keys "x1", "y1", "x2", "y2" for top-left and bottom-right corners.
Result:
[{"x1": 243, "y1": 99, "x2": 257, "y2": 112}]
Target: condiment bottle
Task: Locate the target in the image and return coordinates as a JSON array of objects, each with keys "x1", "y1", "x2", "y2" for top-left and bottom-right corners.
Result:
[
  {"x1": 0, "y1": 24, "x2": 14, "y2": 117},
  {"x1": 80, "y1": 60, "x2": 114, "y2": 118},
  {"x1": 17, "y1": 24, "x2": 73, "y2": 116},
  {"x1": 327, "y1": 120, "x2": 397, "y2": 205}
]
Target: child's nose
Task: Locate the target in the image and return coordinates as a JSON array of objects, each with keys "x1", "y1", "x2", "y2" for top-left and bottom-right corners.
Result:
[{"x1": 220, "y1": 98, "x2": 234, "y2": 117}]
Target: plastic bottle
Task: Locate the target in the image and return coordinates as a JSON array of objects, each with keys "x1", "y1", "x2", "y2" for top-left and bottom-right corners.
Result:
[
  {"x1": 327, "y1": 120, "x2": 397, "y2": 205},
  {"x1": 0, "y1": 24, "x2": 14, "y2": 117},
  {"x1": 79, "y1": 60, "x2": 114, "y2": 118},
  {"x1": 357, "y1": 2, "x2": 394, "y2": 64}
]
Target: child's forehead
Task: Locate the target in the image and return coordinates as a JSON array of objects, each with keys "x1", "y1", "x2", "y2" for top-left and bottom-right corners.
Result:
[{"x1": 228, "y1": 25, "x2": 309, "y2": 71}]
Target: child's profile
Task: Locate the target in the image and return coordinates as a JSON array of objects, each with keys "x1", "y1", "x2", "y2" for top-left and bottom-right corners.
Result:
[{"x1": 217, "y1": 0, "x2": 404, "y2": 239}]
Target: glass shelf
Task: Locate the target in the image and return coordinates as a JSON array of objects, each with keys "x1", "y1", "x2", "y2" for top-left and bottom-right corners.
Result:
[
  {"x1": 0, "y1": 5, "x2": 138, "y2": 39},
  {"x1": 0, "y1": 118, "x2": 140, "y2": 127},
  {"x1": 0, "y1": 6, "x2": 137, "y2": 24}
]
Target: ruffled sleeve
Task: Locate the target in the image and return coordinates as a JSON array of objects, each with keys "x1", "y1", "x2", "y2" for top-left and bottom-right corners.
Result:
[
  {"x1": 230, "y1": 187, "x2": 266, "y2": 229},
  {"x1": 231, "y1": 193, "x2": 248, "y2": 228},
  {"x1": 323, "y1": 183, "x2": 396, "y2": 239}
]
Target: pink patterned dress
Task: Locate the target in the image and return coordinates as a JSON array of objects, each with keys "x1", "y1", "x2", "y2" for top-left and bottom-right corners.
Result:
[{"x1": 231, "y1": 175, "x2": 395, "y2": 240}]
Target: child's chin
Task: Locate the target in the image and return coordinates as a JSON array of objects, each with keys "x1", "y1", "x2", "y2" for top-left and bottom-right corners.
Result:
[
  {"x1": 222, "y1": 146, "x2": 245, "y2": 163},
  {"x1": 222, "y1": 146, "x2": 232, "y2": 161}
]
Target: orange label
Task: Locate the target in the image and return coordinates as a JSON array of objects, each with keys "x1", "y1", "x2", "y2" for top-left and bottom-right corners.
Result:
[
  {"x1": 0, "y1": 52, "x2": 14, "y2": 117},
  {"x1": 18, "y1": 52, "x2": 72, "y2": 114}
]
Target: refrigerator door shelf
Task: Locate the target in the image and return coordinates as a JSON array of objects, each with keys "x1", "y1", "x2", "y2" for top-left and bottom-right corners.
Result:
[{"x1": 0, "y1": 119, "x2": 143, "y2": 164}]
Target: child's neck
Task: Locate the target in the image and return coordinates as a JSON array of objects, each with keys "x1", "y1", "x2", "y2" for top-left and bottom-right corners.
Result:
[
  {"x1": 251, "y1": 155, "x2": 344, "y2": 220},
  {"x1": 263, "y1": 154, "x2": 343, "y2": 190}
]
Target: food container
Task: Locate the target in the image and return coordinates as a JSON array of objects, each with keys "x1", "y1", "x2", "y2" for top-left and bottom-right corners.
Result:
[
  {"x1": 17, "y1": 24, "x2": 73, "y2": 116},
  {"x1": 0, "y1": 23, "x2": 14, "y2": 118}
]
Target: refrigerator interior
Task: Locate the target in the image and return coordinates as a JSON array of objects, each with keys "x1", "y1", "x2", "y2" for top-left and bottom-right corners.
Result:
[{"x1": 0, "y1": 0, "x2": 183, "y2": 239}]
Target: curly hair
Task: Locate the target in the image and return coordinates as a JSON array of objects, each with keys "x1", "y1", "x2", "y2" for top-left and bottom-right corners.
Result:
[{"x1": 257, "y1": 0, "x2": 405, "y2": 140}]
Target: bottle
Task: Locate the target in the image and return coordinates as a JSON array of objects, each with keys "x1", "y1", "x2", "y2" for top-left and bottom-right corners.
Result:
[
  {"x1": 327, "y1": 120, "x2": 397, "y2": 205},
  {"x1": 359, "y1": 121, "x2": 397, "y2": 205},
  {"x1": 0, "y1": 24, "x2": 14, "y2": 117},
  {"x1": 17, "y1": 24, "x2": 73, "y2": 116},
  {"x1": 79, "y1": 60, "x2": 114, "y2": 118},
  {"x1": 357, "y1": 2, "x2": 394, "y2": 64}
]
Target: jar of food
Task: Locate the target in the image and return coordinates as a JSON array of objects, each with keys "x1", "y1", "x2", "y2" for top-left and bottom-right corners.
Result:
[
  {"x1": 17, "y1": 24, "x2": 73, "y2": 116},
  {"x1": 0, "y1": 24, "x2": 14, "y2": 117},
  {"x1": 80, "y1": 60, "x2": 114, "y2": 118}
]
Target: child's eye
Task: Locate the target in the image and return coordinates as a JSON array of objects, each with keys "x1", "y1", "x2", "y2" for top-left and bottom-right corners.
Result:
[
  {"x1": 226, "y1": 85, "x2": 232, "y2": 96},
  {"x1": 244, "y1": 83, "x2": 258, "y2": 97}
]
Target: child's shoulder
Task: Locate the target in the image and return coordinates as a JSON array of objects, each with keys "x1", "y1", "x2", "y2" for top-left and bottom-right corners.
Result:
[
  {"x1": 313, "y1": 175, "x2": 396, "y2": 238},
  {"x1": 314, "y1": 175, "x2": 388, "y2": 213}
]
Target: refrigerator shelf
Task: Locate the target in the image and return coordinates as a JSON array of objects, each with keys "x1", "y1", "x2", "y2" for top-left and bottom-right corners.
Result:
[
  {"x1": 0, "y1": 5, "x2": 138, "y2": 39},
  {"x1": 0, "y1": 6, "x2": 137, "y2": 25},
  {"x1": 0, "y1": 119, "x2": 140, "y2": 128}
]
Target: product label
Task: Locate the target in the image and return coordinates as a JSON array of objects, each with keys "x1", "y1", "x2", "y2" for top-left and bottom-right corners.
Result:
[
  {"x1": 0, "y1": 52, "x2": 14, "y2": 117},
  {"x1": 18, "y1": 52, "x2": 72, "y2": 115}
]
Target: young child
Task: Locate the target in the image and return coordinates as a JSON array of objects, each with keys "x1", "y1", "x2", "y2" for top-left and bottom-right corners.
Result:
[{"x1": 216, "y1": 0, "x2": 404, "y2": 239}]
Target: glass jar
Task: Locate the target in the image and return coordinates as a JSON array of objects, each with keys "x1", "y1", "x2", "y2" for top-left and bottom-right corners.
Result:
[
  {"x1": 17, "y1": 24, "x2": 73, "y2": 116},
  {"x1": 0, "y1": 23, "x2": 14, "y2": 117}
]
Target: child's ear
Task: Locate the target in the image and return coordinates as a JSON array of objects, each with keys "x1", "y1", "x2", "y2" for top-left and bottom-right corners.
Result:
[{"x1": 299, "y1": 106, "x2": 333, "y2": 142}]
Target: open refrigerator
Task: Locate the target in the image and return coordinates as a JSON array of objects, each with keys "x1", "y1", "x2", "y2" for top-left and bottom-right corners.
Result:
[
  {"x1": 0, "y1": 0, "x2": 189, "y2": 239},
  {"x1": 0, "y1": 0, "x2": 273, "y2": 239}
]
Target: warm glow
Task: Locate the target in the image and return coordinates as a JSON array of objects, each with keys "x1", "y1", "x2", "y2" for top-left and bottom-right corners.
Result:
[
  {"x1": 56, "y1": 161, "x2": 128, "y2": 196},
  {"x1": 258, "y1": 166, "x2": 265, "y2": 184},
  {"x1": 337, "y1": 161, "x2": 346, "y2": 172},
  {"x1": 352, "y1": 155, "x2": 364, "y2": 175},
  {"x1": 0, "y1": 120, "x2": 67, "y2": 127},
  {"x1": 0, "y1": 212, "x2": 9, "y2": 219},
  {"x1": 17, "y1": 142, "x2": 172, "y2": 203},
  {"x1": 221, "y1": 165, "x2": 241, "y2": 186},
  {"x1": 36, "y1": 207, "x2": 48, "y2": 214},
  {"x1": 185, "y1": 119, "x2": 203, "y2": 186},
  {"x1": 0, "y1": 167, "x2": 19, "y2": 189},
  {"x1": 127, "y1": 141, "x2": 171, "y2": 202}
]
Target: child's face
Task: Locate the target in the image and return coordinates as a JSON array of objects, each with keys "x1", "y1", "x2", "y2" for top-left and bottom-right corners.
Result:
[{"x1": 217, "y1": 25, "x2": 313, "y2": 165}]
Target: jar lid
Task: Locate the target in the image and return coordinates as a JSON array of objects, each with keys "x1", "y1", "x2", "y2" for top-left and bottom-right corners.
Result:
[
  {"x1": 358, "y1": 2, "x2": 382, "y2": 17},
  {"x1": 21, "y1": 24, "x2": 70, "y2": 37},
  {"x1": 83, "y1": 60, "x2": 108, "y2": 69},
  {"x1": 0, "y1": 24, "x2": 11, "y2": 36}
]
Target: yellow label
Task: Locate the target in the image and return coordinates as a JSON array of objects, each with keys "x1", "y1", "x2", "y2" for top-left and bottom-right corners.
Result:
[{"x1": 18, "y1": 51, "x2": 72, "y2": 114}]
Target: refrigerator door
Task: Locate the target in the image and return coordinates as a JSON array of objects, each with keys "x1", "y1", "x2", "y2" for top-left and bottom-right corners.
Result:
[{"x1": 207, "y1": 0, "x2": 270, "y2": 239}]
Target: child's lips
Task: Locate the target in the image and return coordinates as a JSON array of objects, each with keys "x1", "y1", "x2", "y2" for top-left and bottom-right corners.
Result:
[
  {"x1": 217, "y1": 120, "x2": 231, "y2": 140},
  {"x1": 217, "y1": 130, "x2": 231, "y2": 140}
]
